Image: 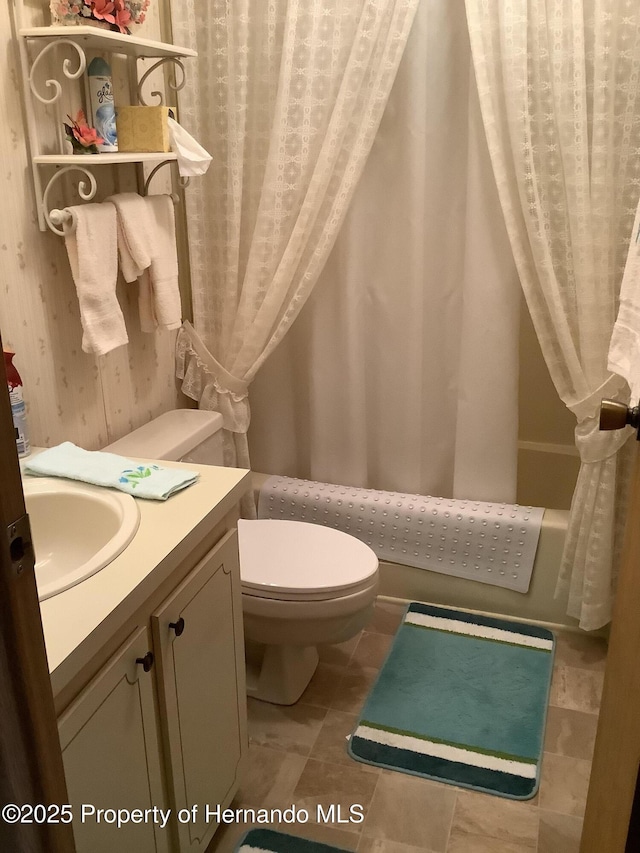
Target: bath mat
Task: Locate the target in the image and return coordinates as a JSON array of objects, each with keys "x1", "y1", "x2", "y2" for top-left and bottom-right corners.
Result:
[
  {"x1": 236, "y1": 829, "x2": 350, "y2": 853},
  {"x1": 258, "y1": 476, "x2": 544, "y2": 593},
  {"x1": 349, "y1": 602, "x2": 554, "y2": 799}
]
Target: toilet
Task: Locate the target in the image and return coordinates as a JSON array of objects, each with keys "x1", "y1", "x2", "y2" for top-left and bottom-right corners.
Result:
[{"x1": 105, "y1": 409, "x2": 379, "y2": 705}]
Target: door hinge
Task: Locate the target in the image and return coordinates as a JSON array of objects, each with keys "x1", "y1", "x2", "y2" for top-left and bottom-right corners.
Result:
[{"x1": 6, "y1": 513, "x2": 34, "y2": 578}]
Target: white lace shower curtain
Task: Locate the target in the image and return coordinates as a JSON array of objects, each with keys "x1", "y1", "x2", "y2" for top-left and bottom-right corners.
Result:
[
  {"x1": 170, "y1": 0, "x2": 419, "y2": 490},
  {"x1": 248, "y1": 0, "x2": 521, "y2": 503},
  {"x1": 465, "y1": 0, "x2": 640, "y2": 629}
]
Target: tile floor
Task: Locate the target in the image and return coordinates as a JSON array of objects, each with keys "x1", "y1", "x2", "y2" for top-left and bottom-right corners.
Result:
[{"x1": 206, "y1": 600, "x2": 607, "y2": 853}]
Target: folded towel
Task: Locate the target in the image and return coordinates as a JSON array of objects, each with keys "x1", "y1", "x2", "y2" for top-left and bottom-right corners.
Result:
[
  {"x1": 608, "y1": 198, "x2": 640, "y2": 398},
  {"x1": 24, "y1": 442, "x2": 198, "y2": 500},
  {"x1": 63, "y1": 203, "x2": 128, "y2": 355},
  {"x1": 142, "y1": 194, "x2": 182, "y2": 331},
  {"x1": 107, "y1": 192, "x2": 182, "y2": 332},
  {"x1": 106, "y1": 192, "x2": 151, "y2": 283}
]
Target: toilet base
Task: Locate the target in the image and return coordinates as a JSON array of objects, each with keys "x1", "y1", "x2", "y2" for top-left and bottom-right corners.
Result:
[{"x1": 245, "y1": 640, "x2": 319, "y2": 705}]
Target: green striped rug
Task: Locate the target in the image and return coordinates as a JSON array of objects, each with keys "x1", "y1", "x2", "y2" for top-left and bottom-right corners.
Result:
[
  {"x1": 349, "y1": 603, "x2": 555, "y2": 798},
  {"x1": 236, "y1": 829, "x2": 349, "y2": 853}
]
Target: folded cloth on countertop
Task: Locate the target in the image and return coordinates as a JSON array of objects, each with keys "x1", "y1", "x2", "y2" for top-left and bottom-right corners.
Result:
[{"x1": 24, "y1": 442, "x2": 198, "y2": 500}]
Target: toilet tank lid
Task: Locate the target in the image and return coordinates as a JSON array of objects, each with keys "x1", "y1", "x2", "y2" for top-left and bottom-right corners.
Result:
[{"x1": 104, "y1": 409, "x2": 224, "y2": 462}]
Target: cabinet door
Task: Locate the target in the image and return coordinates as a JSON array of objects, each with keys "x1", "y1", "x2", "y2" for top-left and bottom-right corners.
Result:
[
  {"x1": 58, "y1": 627, "x2": 171, "y2": 853},
  {"x1": 152, "y1": 529, "x2": 247, "y2": 853}
]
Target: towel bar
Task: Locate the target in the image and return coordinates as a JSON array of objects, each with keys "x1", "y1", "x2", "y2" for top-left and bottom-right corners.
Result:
[{"x1": 46, "y1": 175, "x2": 182, "y2": 237}]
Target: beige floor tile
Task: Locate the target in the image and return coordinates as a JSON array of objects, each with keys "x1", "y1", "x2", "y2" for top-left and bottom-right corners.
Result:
[
  {"x1": 538, "y1": 752, "x2": 591, "y2": 817},
  {"x1": 351, "y1": 633, "x2": 394, "y2": 669},
  {"x1": 362, "y1": 771, "x2": 456, "y2": 851},
  {"x1": 544, "y1": 705, "x2": 598, "y2": 761},
  {"x1": 554, "y1": 631, "x2": 608, "y2": 671},
  {"x1": 450, "y1": 790, "x2": 538, "y2": 847},
  {"x1": 549, "y1": 665, "x2": 604, "y2": 715},
  {"x1": 309, "y1": 709, "x2": 378, "y2": 773},
  {"x1": 291, "y1": 758, "x2": 379, "y2": 832},
  {"x1": 358, "y1": 836, "x2": 438, "y2": 853},
  {"x1": 446, "y1": 830, "x2": 536, "y2": 853},
  {"x1": 300, "y1": 664, "x2": 348, "y2": 709},
  {"x1": 537, "y1": 810, "x2": 583, "y2": 853},
  {"x1": 234, "y1": 744, "x2": 307, "y2": 808},
  {"x1": 247, "y1": 698, "x2": 327, "y2": 756},
  {"x1": 367, "y1": 601, "x2": 407, "y2": 636},
  {"x1": 330, "y1": 664, "x2": 379, "y2": 714},
  {"x1": 319, "y1": 633, "x2": 363, "y2": 666}
]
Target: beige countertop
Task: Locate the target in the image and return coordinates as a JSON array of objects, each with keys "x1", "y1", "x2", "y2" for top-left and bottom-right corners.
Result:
[{"x1": 24, "y1": 456, "x2": 250, "y2": 697}]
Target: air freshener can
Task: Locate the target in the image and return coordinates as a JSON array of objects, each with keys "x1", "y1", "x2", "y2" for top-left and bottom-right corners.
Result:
[{"x1": 87, "y1": 56, "x2": 118, "y2": 152}]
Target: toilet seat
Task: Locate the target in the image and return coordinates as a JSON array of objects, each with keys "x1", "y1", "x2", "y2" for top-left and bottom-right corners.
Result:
[{"x1": 238, "y1": 519, "x2": 379, "y2": 602}]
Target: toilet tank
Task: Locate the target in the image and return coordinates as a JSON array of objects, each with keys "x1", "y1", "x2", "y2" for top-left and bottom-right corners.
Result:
[{"x1": 104, "y1": 409, "x2": 225, "y2": 465}]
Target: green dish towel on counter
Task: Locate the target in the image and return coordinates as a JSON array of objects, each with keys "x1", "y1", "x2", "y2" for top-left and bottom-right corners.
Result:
[{"x1": 24, "y1": 442, "x2": 199, "y2": 500}]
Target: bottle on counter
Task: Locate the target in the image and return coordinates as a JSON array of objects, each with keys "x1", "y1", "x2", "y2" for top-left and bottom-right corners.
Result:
[{"x1": 4, "y1": 349, "x2": 30, "y2": 458}]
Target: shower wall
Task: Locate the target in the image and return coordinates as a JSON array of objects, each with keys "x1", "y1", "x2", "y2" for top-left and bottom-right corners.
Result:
[{"x1": 517, "y1": 307, "x2": 580, "y2": 510}]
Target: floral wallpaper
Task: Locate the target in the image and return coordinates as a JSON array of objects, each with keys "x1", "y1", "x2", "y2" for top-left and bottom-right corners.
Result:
[{"x1": 0, "y1": 0, "x2": 184, "y2": 450}]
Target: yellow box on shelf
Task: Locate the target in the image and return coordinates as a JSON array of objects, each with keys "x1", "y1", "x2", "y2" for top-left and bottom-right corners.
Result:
[{"x1": 116, "y1": 106, "x2": 171, "y2": 153}]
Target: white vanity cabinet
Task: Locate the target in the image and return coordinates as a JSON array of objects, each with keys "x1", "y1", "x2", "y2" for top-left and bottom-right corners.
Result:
[
  {"x1": 152, "y1": 530, "x2": 247, "y2": 852},
  {"x1": 58, "y1": 626, "x2": 171, "y2": 853},
  {"x1": 56, "y1": 526, "x2": 247, "y2": 853}
]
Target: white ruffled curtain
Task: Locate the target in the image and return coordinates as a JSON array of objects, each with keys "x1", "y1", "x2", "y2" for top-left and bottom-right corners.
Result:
[
  {"x1": 171, "y1": 0, "x2": 419, "y2": 498},
  {"x1": 465, "y1": 0, "x2": 640, "y2": 629}
]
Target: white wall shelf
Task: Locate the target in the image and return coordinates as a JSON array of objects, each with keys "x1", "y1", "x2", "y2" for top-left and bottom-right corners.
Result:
[
  {"x1": 11, "y1": 0, "x2": 198, "y2": 234},
  {"x1": 19, "y1": 26, "x2": 196, "y2": 59},
  {"x1": 34, "y1": 152, "x2": 178, "y2": 165}
]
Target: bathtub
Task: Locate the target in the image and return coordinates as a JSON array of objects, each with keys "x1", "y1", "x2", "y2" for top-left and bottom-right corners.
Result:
[
  {"x1": 375, "y1": 509, "x2": 575, "y2": 628},
  {"x1": 252, "y1": 474, "x2": 576, "y2": 630}
]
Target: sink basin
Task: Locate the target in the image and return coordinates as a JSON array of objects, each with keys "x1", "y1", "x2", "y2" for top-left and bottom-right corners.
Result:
[{"x1": 23, "y1": 478, "x2": 140, "y2": 601}]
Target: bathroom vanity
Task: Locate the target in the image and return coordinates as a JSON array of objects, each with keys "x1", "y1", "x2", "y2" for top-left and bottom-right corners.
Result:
[{"x1": 35, "y1": 460, "x2": 251, "y2": 853}]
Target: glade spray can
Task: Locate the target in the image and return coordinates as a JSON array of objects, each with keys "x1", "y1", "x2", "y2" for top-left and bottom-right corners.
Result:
[
  {"x1": 4, "y1": 350, "x2": 30, "y2": 458},
  {"x1": 87, "y1": 56, "x2": 118, "y2": 152}
]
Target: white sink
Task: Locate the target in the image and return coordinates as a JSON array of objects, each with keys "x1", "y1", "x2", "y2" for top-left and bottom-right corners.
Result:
[{"x1": 23, "y1": 478, "x2": 140, "y2": 601}]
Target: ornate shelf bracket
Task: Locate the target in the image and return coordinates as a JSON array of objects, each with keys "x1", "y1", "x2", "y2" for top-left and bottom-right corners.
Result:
[
  {"x1": 143, "y1": 158, "x2": 189, "y2": 201},
  {"x1": 28, "y1": 39, "x2": 86, "y2": 105},
  {"x1": 137, "y1": 57, "x2": 186, "y2": 106},
  {"x1": 42, "y1": 165, "x2": 98, "y2": 235}
]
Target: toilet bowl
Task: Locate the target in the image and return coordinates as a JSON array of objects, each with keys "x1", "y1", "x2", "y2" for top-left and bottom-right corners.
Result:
[{"x1": 105, "y1": 409, "x2": 379, "y2": 705}]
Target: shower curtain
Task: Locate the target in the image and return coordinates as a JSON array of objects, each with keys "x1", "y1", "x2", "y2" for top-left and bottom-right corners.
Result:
[
  {"x1": 170, "y1": 0, "x2": 419, "y2": 502},
  {"x1": 248, "y1": 0, "x2": 521, "y2": 502},
  {"x1": 466, "y1": 0, "x2": 640, "y2": 630}
]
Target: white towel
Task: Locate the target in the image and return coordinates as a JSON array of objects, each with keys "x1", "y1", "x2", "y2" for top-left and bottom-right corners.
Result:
[
  {"x1": 63, "y1": 203, "x2": 128, "y2": 355},
  {"x1": 25, "y1": 442, "x2": 198, "y2": 500},
  {"x1": 608, "y1": 200, "x2": 640, "y2": 398},
  {"x1": 107, "y1": 192, "x2": 151, "y2": 283},
  {"x1": 143, "y1": 194, "x2": 182, "y2": 331},
  {"x1": 107, "y1": 192, "x2": 182, "y2": 332}
]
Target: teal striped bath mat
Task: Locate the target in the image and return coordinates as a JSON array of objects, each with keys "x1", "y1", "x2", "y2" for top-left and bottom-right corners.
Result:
[
  {"x1": 236, "y1": 829, "x2": 349, "y2": 853},
  {"x1": 349, "y1": 603, "x2": 555, "y2": 798}
]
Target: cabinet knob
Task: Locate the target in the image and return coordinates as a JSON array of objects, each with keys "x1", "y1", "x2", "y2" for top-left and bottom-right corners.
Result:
[
  {"x1": 169, "y1": 617, "x2": 185, "y2": 637},
  {"x1": 136, "y1": 651, "x2": 154, "y2": 672}
]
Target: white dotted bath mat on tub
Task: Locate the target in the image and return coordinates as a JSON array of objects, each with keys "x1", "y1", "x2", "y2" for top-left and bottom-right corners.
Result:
[{"x1": 257, "y1": 477, "x2": 545, "y2": 593}]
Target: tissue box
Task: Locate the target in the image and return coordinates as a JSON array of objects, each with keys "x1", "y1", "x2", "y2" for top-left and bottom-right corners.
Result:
[{"x1": 116, "y1": 106, "x2": 171, "y2": 153}]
